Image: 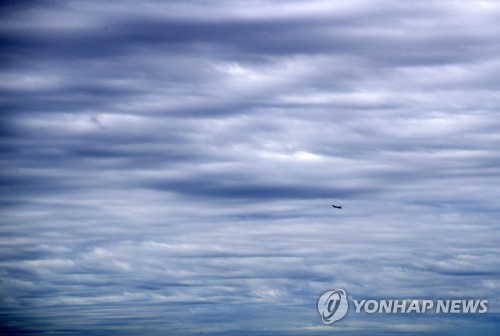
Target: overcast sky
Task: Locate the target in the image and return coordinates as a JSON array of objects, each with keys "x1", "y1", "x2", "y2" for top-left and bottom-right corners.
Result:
[{"x1": 1, "y1": 1, "x2": 500, "y2": 335}]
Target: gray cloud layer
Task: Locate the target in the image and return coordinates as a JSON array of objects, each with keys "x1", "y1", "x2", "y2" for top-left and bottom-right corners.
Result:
[{"x1": 1, "y1": 0, "x2": 500, "y2": 335}]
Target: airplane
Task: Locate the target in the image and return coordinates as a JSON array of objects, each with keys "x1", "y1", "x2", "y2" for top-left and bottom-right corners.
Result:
[{"x1": 331, "y1": 205, "x2": 342, "y2": 209}]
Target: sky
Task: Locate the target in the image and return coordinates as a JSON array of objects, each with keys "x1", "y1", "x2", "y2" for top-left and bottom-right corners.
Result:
[{"x1": 1, "y1": 0, "x2": 500, "y2": 334}]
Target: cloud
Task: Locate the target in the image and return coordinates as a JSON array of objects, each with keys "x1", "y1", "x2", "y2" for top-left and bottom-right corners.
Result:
[{"x1": 1, "y1": 0, "x2": 500, "y2": 334}]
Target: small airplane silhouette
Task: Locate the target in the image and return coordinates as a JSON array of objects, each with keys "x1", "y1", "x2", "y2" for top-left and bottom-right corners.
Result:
[{"x1": 331, "y1": 205, "x2": 342, "y2": 209}]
